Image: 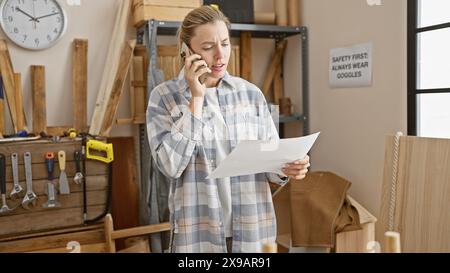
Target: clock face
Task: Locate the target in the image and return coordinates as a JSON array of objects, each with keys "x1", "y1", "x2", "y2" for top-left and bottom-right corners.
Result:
[{"x1": 0, "y1": 0, "x2": 67, "y2": 50}]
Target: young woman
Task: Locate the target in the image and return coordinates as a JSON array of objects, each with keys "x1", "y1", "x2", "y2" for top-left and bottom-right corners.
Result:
[{"x1": 147, "y1": 5, "x2": 310, "y2": 253}]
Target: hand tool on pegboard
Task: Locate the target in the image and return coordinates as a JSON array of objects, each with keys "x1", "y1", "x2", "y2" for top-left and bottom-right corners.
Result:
[
  {"x1": 0, "y1": 153, "x2": 16, "y2": 214},
  {"x1": 58, "y1": 150, "x2": 70, "y2": 195},
  {"x1": 22, "y1": 152, "x2": 38, "y2": 209},
  {"x1": 9, "y1": 153, "x2": 24, "y2": 199},
  {"x1": 79, "y1": 134, "x2": 114, "y2": 224},
  {"x1": 74, "y1": 150, "x2": 83, "y2": 185},
  {"x1": 43, "y1": 152, "x2": 61, "y2": 209},
  {"x1": 0, "y1": 77, "x2": 5, "y2": 138}
]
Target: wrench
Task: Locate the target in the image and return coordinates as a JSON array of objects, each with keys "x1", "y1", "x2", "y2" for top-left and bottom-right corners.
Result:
[
  {"x1": 22, "y1": 152, "x2": 38, "y2": 210},
  {"x1": 42, "y1": 181, "x2": 60, "y2": 209},
  {"x1": 0, "y1": 153, "x2": 15, "y2": 214},
  {"x1": 10, "y1": 153, "x2": 25, "y2": 200},
  {"x1": 73, "y1": 151, "x2": 83, "y2": 185}
]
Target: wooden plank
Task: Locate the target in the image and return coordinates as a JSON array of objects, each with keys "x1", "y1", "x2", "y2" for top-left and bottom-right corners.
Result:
[
  {"x1": 234, "y1": 45, "x2": 240, "y2": 76},
  {"x1": 0, "y1": 205, "x2": 105, "y2": 237},
  {"x1": 158, "y1": 45, "x2": 178, "y2": 56},
  {"x1": 0, "y1": 77, "x2": 5, "y2": 137},
  {"x1": 255, "y1": 12, "x2": 276, "y2": 25},
  {"x1": 110, "y1": 137, "x2": 140, "y2": 249},
  {"x1": 240, "y1": 32, "x2": 252, "y2": 81},
  {"x1": 134, "y1": 45, "x2": 149, "y2": 88},
  {"x1": 288, "y1": 0, "x2": 300, "y2": 26},
  {"x1": 131, "y1": 81, "x2": 146, "y2": 87},
  {"x1": 99, "y1": 40, "x2": 137, "y2": 136},
  {"x1": 273, "y1": 64, "x2": 283, "y2": 104},
  {"x1": 132, "y1": 56, "x2": 146, "y2": 124},
  {"x1": 0, "y1": 223, "x2": 103, "y2": 242},
  {"x1": 135, "y1": 0, "x2": 201, "y2": 8},
  {"x1": 129, "y1": 58, "x2": 136, "y2": 124},
  {"x1": 104, "y1": 214, "x2": 115, "y2": 252},
  {"x1": 111, "y1": 222, "x2": 171, "y2": 240},
  {"x1": 0, "y1": 40, "x2": 18, "y2": 133},
  {"x1": 227, "y1": 45, "x2": 240, "y2": 77},
  {"x1": 0, "y1": 228, "x2": 104, "y2": 253},
  {"x1": 275, "y1": 0, "x2": 288, "y2": 26},
  {"x1": 31, "y1": 65, "x2": 47, "y2": 135},
  {"x1": 5, "y1": 161, "x2": 108, "y2": 182},
  {"x1": 158, "y1": 45, "x2": 179, "y2": 81},
  {"x1": 13, "y1": 73, "x2": 25, "y2": 131},
  {"x1": 228, "y1": 47, "x2": 235, "y2": 77},
  {"x1": 90, "y1": 0, "x2": 131, "y2": 136},
  {"x1": 156, "y1": 45, "x2": 180, "y2": 81},
  {"x1": 134, "y1": 5, "x2": 195, "y2": 27},
  {"x1": 72, "y1": 39, "x2": 88, "y2": 133},
  {"x1": 119, "y1": 237, "x2": 149, "y2": 253},
  {"x1": 379, "y1": 136, "x2": 450, "y2": 252},
  {"x1": 262, "y1": 40, "x2": 288, "y2": 98},
  {"x1": 46, "y1": 126, "x2": 71, "y2": 137},
  {"x1": 116, "y1": 118, "x2": 134, "y2": 125},
  {"x1": 28, "y1": 242, "x2": 107, "y2": 253},
  {"x1": 399, "y1": 137, "x2": 450, "y2": 252}
]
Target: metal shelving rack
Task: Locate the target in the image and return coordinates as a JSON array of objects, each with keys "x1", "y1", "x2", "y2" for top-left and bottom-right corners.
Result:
[
  {"x1": 137, "y1": 21, "x2": 309, "y2": 250},
  {"x1": 137, "y1": 20, "x2": 310, "y2": 136}
]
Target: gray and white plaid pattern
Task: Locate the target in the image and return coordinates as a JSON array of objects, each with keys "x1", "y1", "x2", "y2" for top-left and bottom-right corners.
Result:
[{"x1": 147, "y1": 71, "x2": 288, "y2": 253}]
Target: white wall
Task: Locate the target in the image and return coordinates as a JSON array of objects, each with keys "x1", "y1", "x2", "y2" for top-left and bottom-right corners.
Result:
[
  {"x1": 1, "y1": 0, "x2": 282, "y2": 137},
  {"x1": 299, "y1": 0, "x2": 408, "y2": 218},
  {"x1": 2, "y1": 0, "x2": 408, "y2": 223},
  {"x1": 1, "y1": 0, "x2": 134, "y2": 136}
]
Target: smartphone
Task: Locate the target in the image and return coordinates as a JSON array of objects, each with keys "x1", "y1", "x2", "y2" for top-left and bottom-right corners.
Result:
[{"x1": 181, "y1": 42, "x2": 209, "y2": 84}]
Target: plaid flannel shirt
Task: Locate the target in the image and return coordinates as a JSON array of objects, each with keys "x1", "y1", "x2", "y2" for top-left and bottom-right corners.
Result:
[{"x1": 147, "y1": 71, "x2": 288, "y2": 253}]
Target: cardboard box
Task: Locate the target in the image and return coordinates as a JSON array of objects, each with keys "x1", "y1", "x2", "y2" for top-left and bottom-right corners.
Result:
[
  {"x1": 203, "y1": 0, "x2": 254, "y2": 23},
  {"x1": 133, "y1": 0, "x2": 203, "y2": 27}
]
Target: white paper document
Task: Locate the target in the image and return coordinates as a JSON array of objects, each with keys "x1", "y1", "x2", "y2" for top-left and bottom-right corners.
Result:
[{"x1": 207, "y1": 132, "x2": 320, "y2": 179}]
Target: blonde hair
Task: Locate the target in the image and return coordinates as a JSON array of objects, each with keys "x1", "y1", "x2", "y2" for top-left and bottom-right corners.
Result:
[{"x1": 177, "y1": 5, "x2": 231, "y2": 54}]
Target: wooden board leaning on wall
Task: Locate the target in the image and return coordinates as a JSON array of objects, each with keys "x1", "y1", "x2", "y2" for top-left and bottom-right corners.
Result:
[{"x1": 379, "y1": 135, "x2": 450, "y2": 253}]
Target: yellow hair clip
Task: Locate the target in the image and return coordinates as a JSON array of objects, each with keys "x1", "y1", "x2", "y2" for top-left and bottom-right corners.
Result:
[{"x1": 210, "y1": 4, "x2": 219, "y2": 11}]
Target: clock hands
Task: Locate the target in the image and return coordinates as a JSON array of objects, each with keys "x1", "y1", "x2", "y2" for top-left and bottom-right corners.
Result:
[
  {"x1": 32, "y1": 0, "x2": 37, "y2": 29},
  {"x1": 34, "y1": 12, "x2": 60, "y2": 20},
  {"x1": 15, "y1": 7, "x2": 40, "y2": 23}
]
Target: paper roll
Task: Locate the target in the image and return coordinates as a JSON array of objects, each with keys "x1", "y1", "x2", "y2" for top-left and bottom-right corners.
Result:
[
  {"x1": 274, "y1": 0, "x2": 288, "y2": 26},
  {"x1": 288, "y1": 0, "x2": 300, "y2": 26}
]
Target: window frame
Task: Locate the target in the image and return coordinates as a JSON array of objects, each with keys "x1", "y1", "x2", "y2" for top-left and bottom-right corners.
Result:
[{"x1": 408, "y1": 1, "x2": 450, "y2": 135}]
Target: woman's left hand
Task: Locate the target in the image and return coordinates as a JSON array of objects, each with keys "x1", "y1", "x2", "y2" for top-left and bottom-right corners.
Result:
[{"x1": 282, "y1": 155, "x2": 311, "y2": 180}]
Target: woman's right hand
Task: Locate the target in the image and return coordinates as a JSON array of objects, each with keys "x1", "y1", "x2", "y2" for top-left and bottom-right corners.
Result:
[{"x1": 184, "y1": 53, "x2": 211, "y2": 98}]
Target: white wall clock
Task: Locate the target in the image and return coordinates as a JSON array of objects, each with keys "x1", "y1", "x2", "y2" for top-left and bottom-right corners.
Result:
[{"x1": 0, "y1": 0, "x2": 68, "y2": 50}]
